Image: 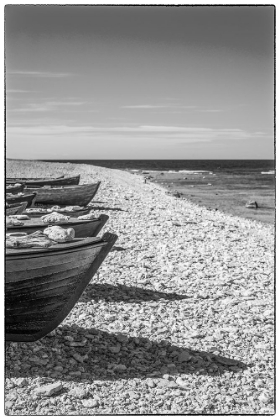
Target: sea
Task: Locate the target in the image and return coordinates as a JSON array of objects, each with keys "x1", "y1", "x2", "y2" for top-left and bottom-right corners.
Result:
[{"x1": 47, "y1": 160, "x2": 275, "y2": 225}]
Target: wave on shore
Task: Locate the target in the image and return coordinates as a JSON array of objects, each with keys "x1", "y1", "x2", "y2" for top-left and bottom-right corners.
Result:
[{"x1": 130, "y1": 169, "x2": 212, "y2": 174}]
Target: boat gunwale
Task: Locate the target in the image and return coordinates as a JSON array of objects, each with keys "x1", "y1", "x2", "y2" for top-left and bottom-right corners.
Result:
[
  {"x1": 24, "y1": 181, "x2": 100, "y2": 192},
  {"x1": 7, "y1": 215, "x2": 103, "y2": 230},
  {"x1": 7, "y1": 214, "x2": 109, "y2": 241},
  {"x1": 5, "y1": 236, "x2": 105, "y2": 257},
  {"x1": 7, "y1": 175, "x2": 65, "y2": 181}
]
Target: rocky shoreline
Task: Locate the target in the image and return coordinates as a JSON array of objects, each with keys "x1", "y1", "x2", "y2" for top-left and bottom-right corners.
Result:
[
  {"x1": 5, "y1": 160, "x2": 275, "y2": 415},
  {"x1": 129, "y1": 168, "x2": 275, "y2": 226}
]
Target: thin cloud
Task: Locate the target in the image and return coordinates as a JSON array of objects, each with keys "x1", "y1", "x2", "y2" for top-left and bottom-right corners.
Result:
[
  {"x1": 199, "y1": 109, "x2": 223, "y2": 113},
  {"x1": 8, "y1": 71, "x2": 73, "y2": 78},
  {"x1": 6, "y1": 89, "x2": 31, "y2": 93},
  {"x1": 122, "y1": 105, "x2": 169, "y2": 109},
  {"x1": 121, "y1": 105, "x2": 224, "y2": 113},
  {"x1": 121, "y1": 104, "x2": 198, "y2": 110},
  {"x1": 9, "y1": 100, "x2": 86, "y2": 112},
  {"x1": 7, "y1": 124, "x2": 268, "y2": 143}
]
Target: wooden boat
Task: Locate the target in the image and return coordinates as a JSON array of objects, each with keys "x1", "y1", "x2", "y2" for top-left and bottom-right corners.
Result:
[
  {"x1": 6, "y1": 232, "x2": 118, "y2": 342},
  {"x1": 6, "y1": 192, "x2": 37, "y2": 207},
  {"x1": 7, "y1": 175, "x2": 64, "y2": 181},
  {"x1": 6, "y1": 184, "x2": 25, "y2": 194},
  {"x1": 7, "y1": 214, "x2": 109, "y2": 238},
  {"x1": 25, "y1": 182, "x2": 101, "y2": 206},
  {"x1": 6, "y1": 202, "x2": 28, "y2": 216},
  {"x1": 6, "y1": 175, "x2": 80, "y2": 187},
  {"x1": 23, "y1": 206, "x2": 90, "y2": 219}
]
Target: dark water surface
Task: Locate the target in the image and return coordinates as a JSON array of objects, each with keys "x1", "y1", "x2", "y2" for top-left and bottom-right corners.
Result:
[
  {"x1": 45, "y1": 160, "x2": 275, "y2": 225},
  {"x1": 45, "y1": 159, "x2": 274, "y2": 173}
]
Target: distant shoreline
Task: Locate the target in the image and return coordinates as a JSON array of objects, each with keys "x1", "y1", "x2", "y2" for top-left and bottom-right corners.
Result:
[
  {"x1": 131, "y1": 170, "x2": 275, "y2": 226},
  {"x1": 6, "y1": 159, "x2": 275, "y2": 225},
  {"x1": 35, "y1": 159, "x2": 275, "y2": 225}
]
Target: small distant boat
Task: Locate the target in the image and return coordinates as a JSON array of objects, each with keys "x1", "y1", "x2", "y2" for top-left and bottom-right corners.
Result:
[
  {"x1": 7, "y1": 214, "x2": 109, "y2": 238},
  {"x1": 6, "y1": 192, "x2": 37, "y2": 207},
  {"x1": 6, "y1": 175, "x2": 80, "y2": 186},
  {"x1": 25, "y1": 182, "x2": 101, "y2": 206},
  {"x1": 6, "y1": 184, "x2": 25, "y2": 194},
  {"x1": 6, "y1": 232, "x2": 118, "y2": 342},
  {"x1": 6, "y1": 202, "x2": 28, "y2": 216}
]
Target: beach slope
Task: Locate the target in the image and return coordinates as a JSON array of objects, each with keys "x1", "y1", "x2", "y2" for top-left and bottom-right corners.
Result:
[{"x1": 5, "y1": 160, "x2": 274, "y2": 415}]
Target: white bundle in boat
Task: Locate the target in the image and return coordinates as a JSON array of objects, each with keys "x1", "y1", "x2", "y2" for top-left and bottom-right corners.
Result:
[
  {"x1": 43, "y1": 225, "x2": 75, "y2": 242},
  {"x1": 41, "y1": 212, "x2": 70, "y2": 223},
  {"x1": 7, "y1": 183, "x2": 21, "y2": 189},
  {"x1": 6, "y1": 231, "x2": 55, "y2": 248},
  {"x1": 78, "y1": 213, "x2": 96, "y2": 220},
  {"x1": 47, "y1": 206, "x2": 62, "y2": 212},
  {"x1": 47, "y1": 205, "x2": 85, "y2": 213},
  {"x1": 26, "y1": 208, "x2": 45, "y2": 213},
  {"x1": 6, "y1": 216, "x2": 24, "y2": 227},
  {"x1": 63, "y1": 206, "x2": 84, "y2": 212},
  {"x1": 10, "y1": 215, "x2": 30, "y2": 220}
]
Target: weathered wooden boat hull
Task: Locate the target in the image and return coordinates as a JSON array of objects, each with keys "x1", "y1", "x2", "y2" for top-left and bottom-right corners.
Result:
[
  {"x1": 7, "y1": 214, "x2": 109, "y2": 238},
  {"x1": 6, "y1": 184, "x2": 25, "y2": 194},
  {"x1": 6, "y1": 175, "x2": 80, "y2": 186},
  {"x1": 25, "y1": 182, "x2": 100, "y2": 206},
  {"x1": 6, "y1": 193, "x2": 37, "y2": 207},
  {"x1": 7, "y1": 175, "x2": 64, "y2": 182},
  {"x1": 6, "y1": 202, "x2": 28, "y2": 216},
  {"x1": 5, "y1": 232, "x2": 117, "y2": 342},
  {"x1": 24, "y1": 207, "x2": 90, "y2": 218}
]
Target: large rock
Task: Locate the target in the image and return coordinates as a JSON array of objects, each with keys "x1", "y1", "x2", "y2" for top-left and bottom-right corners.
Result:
[
  {"x1": 172, "y1": 191, "x2": 182, "y2": 198},
  {"x1": 245, "y1": 201, "x2": 258, "y2": 209}
]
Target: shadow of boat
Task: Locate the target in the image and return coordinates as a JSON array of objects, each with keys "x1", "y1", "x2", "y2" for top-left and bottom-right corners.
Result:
[
  {"x1": 6, "y1": 324, "x2": 248, "y2": 382},
  {"x1": 88, "y1": 206, "x2": 127, "y2": 212},
  {"x1": 79, "y1": 283, "x2": 190, "y2": 303}
]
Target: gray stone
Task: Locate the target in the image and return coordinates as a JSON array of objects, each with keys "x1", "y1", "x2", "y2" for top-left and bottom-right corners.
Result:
[
  {"x1": 68, "y1": 340, "x2": 87, "y2": 347},
  {"x1": 69, "y1": 387, "x2": 88, "y2": 399},
  {"x1": 82, "y1": 398, "x2": 99, "y2": 408},
  {"x1": 34, "y1": 382, "x2": 62, "y2": 396},
  {"x1": 113, "y1": 364, "x2": 127, "y2": 371},
  {"x1": 5, "y1": 401, "x2": 14, "y2": 410},
  {"x1": 13, "y1": 378, "x2": 28, "y2": 387},
  {"x1": 128, "y1": 391, "x2": 138, "y2": 399},
  {"x1": 109, "y1": 345, "x2": 121, "y2": 354},
  {"x1": 6, "y1": 392, "x2": 18, "y2": 401},
  {"x1": 157, "y1": 379, "x2": 175, "y2": 388},
  {"x1": 178, "y1": 351, "x2": 192, "y2": 362},
  {"x1": 116, "y1": 334, "x2": 129, "y2": 343},
  {"x1": 146, "y1": 378, "x2": 157, "y2": 388},
  {"x1": 176, "y1": 377, "x2": 190, "y2": 388},
  {"x1": 72, "y1": 353, "x2": 87, "y2": 363}
]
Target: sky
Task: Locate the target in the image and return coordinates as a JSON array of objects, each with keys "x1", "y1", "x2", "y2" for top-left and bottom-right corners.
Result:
[{"x1": 5, "y1": 5, "x2": 275, "y2": 159}]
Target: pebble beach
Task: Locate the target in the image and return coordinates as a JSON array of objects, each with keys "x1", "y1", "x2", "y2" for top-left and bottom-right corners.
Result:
[{"x1": 5, "y1": 159, "x2": 275, "y2": 415}]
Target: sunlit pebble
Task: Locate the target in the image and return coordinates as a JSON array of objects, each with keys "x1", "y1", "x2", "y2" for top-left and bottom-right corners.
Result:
[{"x1": 258, "y1": 393, "x2": 270, "y2": 403}]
